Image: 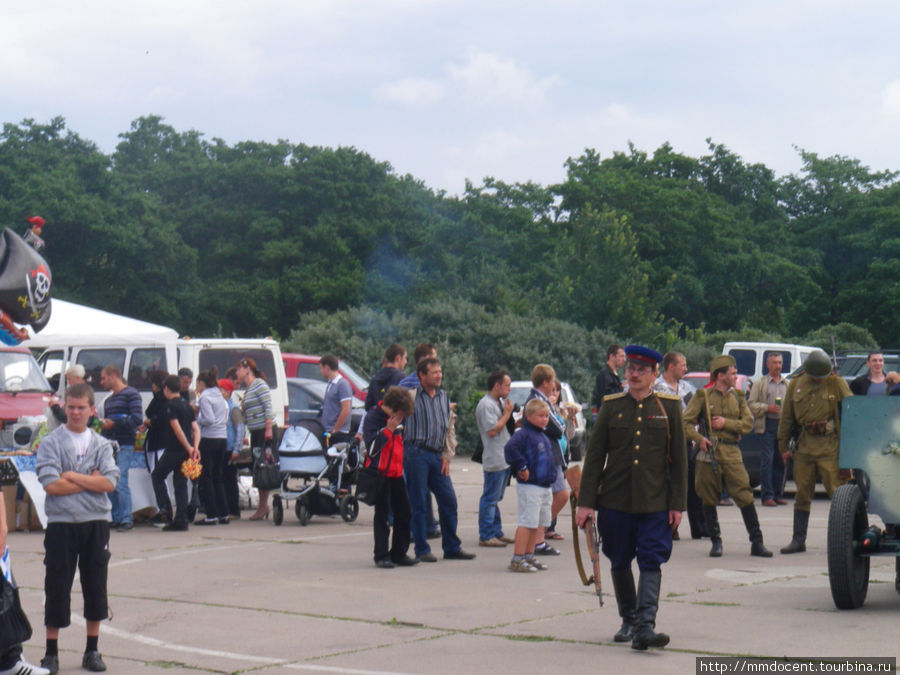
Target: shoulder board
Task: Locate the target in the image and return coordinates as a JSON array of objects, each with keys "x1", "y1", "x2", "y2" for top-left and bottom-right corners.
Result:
[
  {"x1": 655, "y1": 392, "x2": 680, "y2": 401},
  {"x1": 602, "y1": 392, "x2": 627, "y2": 402},
  {"x1": 733, "y1": 389, "x2": 746, "y2": 399}
]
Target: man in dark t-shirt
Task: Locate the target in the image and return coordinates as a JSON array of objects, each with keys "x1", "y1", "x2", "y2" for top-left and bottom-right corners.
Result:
[{"x1": 150, "y1": 375, "x2": 200, "y2": 531}]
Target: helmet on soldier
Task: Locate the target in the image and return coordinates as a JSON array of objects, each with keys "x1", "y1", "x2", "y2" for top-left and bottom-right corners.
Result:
[{"x1": 804, "y1": 350, "x2": 832, "y2": 378}]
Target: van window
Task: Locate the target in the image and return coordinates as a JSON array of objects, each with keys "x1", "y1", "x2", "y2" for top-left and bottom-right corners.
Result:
[
  {"x1": 729, "y1": 349, "x2": 756, "y2": 377},
  {"x1": 77, "y1": 349, "x2": 126, "y2": 392},
  {"x1": 199, "y1": 349, "x2": 279, "y2": 388},
  {"x1": 761, "y1": 351, "x2": 792, "y2": 376},
  {"x1": 128, "y1": 348, "x2": 167, "y2": 391}
]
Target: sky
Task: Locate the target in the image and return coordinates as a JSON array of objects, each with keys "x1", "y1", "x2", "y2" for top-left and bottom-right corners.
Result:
[{"x1": 2, "y1": 1, "x2": 899, "y2": 196}]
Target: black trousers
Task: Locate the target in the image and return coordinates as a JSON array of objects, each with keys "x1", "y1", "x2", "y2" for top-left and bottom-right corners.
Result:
[
  {"x1": 373, "y1": 476, "x2": 411, "y2": 562},
  {"x1": 43, "y1": 521, "x2": 110, "y2": 627},
  {"x1": 198, "y1": 438, "x2": 228, "y2": 519},
  {"x1": 152, "y1": 447, "x2": 190, "y2": 526}
]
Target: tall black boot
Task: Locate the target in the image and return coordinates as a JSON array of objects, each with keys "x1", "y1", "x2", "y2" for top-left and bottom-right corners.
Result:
[
  {"x1": 610, "y1": 569, "x2": 637, "y2": 642},
  {"x1": 740, "y1": 504, "x2": 773, "y2": 557},
  {"x1": 631, "y1": 569, "x2": 670, "y2": 651},
  {"x1": 702, "y1": 505, "x2": 722, "y2": 557},
  {"x1": 780, "y1": 509, "x2": 809, "y2": 554}
]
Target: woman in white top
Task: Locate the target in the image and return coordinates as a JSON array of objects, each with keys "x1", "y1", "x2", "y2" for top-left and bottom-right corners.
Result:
[{"x1": 195, "y1": 370, "x2": 229, "y2": 525}]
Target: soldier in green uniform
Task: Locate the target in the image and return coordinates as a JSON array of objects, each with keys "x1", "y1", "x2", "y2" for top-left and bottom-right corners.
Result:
[
  {"x1": 777, "y1": 350, "x2": 851, "y2": 554},
  {"x1": 576, "y1": 345, "x2": 686, "y2": 651},
  {"x1": 682, "y1": 355, "x2": 773, "y2": 558}
]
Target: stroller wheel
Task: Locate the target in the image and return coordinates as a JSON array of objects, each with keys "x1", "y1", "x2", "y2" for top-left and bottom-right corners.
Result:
[
  {"x1": 340, "y1": 494, "x2": 359, "y2": 523},
  {"x1": 272, "y1": 495, "x2": 284, "y2": 526},
  {"x1": 296, "y1": 499, "x2": 311, "y2": 526}
]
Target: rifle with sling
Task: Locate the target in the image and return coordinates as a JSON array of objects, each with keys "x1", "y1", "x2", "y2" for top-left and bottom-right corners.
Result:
[{"x1": 697, "y1": 389, "x2": 720, "y2": 475}]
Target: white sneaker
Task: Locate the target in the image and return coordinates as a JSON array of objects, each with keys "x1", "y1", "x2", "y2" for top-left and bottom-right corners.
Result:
[{"x1": 0, "y1": 658, "x2": 51, "y2": 675}]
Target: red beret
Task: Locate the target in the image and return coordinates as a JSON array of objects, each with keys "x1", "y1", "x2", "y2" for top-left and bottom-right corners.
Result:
[{"x1": 27, "y1": 216, "x2": 45, "y2": 227}]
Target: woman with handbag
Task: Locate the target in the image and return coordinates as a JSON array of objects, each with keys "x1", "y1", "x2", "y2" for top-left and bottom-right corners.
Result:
[
  {"x1": 361, "y1": 386, "x2": 418, "y2": 569},
  {"x1": 237, "y1": 358, "x2": 274, "y2": 521}
]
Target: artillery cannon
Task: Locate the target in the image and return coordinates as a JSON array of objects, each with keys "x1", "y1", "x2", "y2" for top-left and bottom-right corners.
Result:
[{"x1": 828, "y1": 397, "x2": 900, "y2": 609}]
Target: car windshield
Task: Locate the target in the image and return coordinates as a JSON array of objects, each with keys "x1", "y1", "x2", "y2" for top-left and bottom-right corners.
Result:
[
  {"x1": 0, "y1": 351, "x2": 53, "y2": 393},
  {"x1": 339, "y1": 360, "x2": 369, "y2": 392},
  {"x1": 837, "y1": 354, "x2": 900, "y2": 378},
  {"x1": 507, "y1": 386, "x2": 532, "y2": 407}
]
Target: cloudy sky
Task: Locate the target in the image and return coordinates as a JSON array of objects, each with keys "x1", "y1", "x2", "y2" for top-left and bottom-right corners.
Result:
[{"x1": 3, "y1": 1, "x2": 898, "y2": 195}]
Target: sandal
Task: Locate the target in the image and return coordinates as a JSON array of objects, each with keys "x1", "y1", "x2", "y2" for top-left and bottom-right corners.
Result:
[{"x1": 546, "y1": 530, "x2": 564, "y2": 541}]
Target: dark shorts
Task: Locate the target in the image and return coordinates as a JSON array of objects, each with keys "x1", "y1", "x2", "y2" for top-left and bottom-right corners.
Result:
[{"x1": 44, "y1": 520, "x2": 111, "y2": 627}]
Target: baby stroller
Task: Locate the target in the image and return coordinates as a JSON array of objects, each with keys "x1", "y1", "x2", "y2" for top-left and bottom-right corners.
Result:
[{"x1": 271, "y1": 425, "x2": 361, "y2": 526}]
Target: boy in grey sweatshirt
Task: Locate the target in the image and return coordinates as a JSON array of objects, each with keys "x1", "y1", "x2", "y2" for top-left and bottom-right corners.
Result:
[{"x1": 35, "y1": 383, "x2": 119, "y2": 674}]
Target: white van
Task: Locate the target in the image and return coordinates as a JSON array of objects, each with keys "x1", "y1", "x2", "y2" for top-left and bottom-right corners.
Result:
[
  {"x1": 177, "y1": 338, "x2": 287, "y2": 427},
  {"x1": 25, "y1": 300, "x2": 287, "y2": 426},
  {"x1": 723, "y1": 341, "x2": 818, "y2": 381}
]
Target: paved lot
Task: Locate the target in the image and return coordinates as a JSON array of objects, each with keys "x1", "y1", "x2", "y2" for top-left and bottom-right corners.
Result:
[{"x1": 7, "y1": 466, "x2": 899, "y2": 674}]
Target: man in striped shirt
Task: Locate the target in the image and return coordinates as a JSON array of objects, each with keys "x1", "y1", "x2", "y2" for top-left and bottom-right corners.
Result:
[{"x1": 403, "y1": 358, "x2": 475, "y2": 563}]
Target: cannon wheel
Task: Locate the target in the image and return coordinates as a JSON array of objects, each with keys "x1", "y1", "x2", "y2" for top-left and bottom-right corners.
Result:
[
  {"x1": 339, "y1": 494, "x2": 359, "y2": 523},
  {"x1": 272, "y1": 495, "x2": 284, "y2": 526},
  {"x1": 296, "y1": 499, "x2": 311, "y2": 526},
  {"x1": 827, "y1": 484, "x2": 870, "y2": 609}
]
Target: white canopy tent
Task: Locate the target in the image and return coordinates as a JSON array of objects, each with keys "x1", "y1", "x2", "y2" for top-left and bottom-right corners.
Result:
[{"x1": 21, "y1": 299, "x2": 178, "y2": 348}]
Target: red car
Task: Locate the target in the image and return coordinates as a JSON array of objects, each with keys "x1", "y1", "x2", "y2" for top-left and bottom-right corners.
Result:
[
  {"x1": 282, "y1": 353, "x2": 369, "y2": 402},
  {"x1": 0, "y1": 346, "x2": 54, "y2": 450}
]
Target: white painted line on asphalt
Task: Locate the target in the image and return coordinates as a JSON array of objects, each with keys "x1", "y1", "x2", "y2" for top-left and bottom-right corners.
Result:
[
  {"x1": 109, "y1": 543, "x2": 261, "y2": 567},
  {"x1": 71, "y1": 615, "x2": 417, "y2": 674},
  {"x1": 283, "y1": 664, "x2": 416, "y2": 674}
]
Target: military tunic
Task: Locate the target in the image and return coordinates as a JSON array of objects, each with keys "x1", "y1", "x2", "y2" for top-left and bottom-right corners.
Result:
[
  {"x1": 682, "y1": 386, "x2": 754, "y2": 508},
  {"x1": 776, "y1": 373, "x2": 851, "y2": 511},
  {"x1": 578, "y1": 390, "x2": 687, "y2": 571},
  {"x1": 578, "y1": 392, "x2": 687, "y2": 514}
]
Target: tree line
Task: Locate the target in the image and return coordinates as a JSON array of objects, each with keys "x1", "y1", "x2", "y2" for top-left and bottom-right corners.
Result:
[{"x1": 2, "y1": 116, "x2": 894, "y2": 389}]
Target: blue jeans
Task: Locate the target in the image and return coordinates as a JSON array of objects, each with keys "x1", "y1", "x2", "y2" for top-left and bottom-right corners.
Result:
[
  {"x1": 109, "y1": 444, "x2": 135, "y2": 525},
  {"x1": 759, "y1": 418, "x2": 785, "y2": 502},
  {"x1": 478, "y1": 468, "x2": 510, "y2": 541},
  {"x1": 404, "y1": 445, "x2": 461, "y2": 557}
]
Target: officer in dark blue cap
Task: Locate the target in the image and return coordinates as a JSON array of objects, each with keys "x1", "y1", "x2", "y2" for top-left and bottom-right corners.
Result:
[{"x1": 576, "y1": 344, "x2": 687, "y2": 651}]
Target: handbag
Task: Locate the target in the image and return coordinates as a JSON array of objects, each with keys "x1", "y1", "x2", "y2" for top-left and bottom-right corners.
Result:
[
  {"x1": 0, "y1": 552, "x2": 32, "y2": 651},
  {"x1": 471, "y1": 437, "x2": 484, "y2": 463},
  {"x1": 355, "y1": 465, "x2": 385, "y2": 506},
  {"x1": 252, "y1": 441, "x2": 283, "y2": 490}
]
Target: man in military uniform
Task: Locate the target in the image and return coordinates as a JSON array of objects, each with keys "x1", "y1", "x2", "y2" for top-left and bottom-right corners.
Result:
[
  {"x1": 576, "y1": 345, "x2": 686, "y2": 651},
  {"x1": 682, "y1": 355, "x2": 773, "y2": 558},
  {"x1": 778, "y1": 350, "x2": 851, "y2": 554}
]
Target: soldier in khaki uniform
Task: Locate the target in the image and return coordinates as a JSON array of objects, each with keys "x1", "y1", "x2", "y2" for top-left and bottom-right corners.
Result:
[
  {"x1": 777, "y1": 350, "x2": 851, "y2": 554},
  {"x1": 577, "y1": 345, "x2": 686, "y2": 651},
  {"x1": 682, "y1": 355, "x2": 773, "y2": 558}
]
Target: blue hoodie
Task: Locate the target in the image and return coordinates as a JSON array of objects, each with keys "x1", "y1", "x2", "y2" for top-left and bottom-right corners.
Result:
[{"x1": 504, "y1": 420, "x2": 556, "y2": 488}]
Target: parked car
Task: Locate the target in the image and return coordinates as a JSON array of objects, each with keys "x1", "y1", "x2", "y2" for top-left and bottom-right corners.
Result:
[
  {"x1": 507, "y1": 380, "x2": 587, "y2": 460},
  {"x1": 835, "y1": 351, "x2": 900, "y2": 382},
  {"x1": 683, "y1": 371, "x2": 752, "y2": 394},
  {"x1": 0, "y1": 346, "x2": 54, "y2": 450},
  {"x1": 282, "y1": 353, "x2": 369, "y2": 402},
  {"x1": 286, "y1": 377, "x2": 364, "y2": 442}
]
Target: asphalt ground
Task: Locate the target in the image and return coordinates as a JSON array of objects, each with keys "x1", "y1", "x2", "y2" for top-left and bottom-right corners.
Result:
[{"x1": 6, "y1": 466, "x2": 899, "y2": 674}]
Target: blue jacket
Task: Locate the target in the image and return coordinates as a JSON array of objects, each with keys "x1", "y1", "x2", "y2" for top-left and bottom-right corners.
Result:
[{"x1": 504, "y1": 420, "x2": 556, "y2": 488}]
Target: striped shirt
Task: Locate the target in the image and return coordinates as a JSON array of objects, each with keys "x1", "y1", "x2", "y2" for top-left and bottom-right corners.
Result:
[
  {"x1": 242, "y1": 378, "x2": 272, "y2": 431},
  {"x1": 404, "y1": 386, "x2": 450, "y2": 453}
]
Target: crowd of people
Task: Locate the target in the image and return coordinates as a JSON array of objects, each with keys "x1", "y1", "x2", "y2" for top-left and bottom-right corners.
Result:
[{"x1": 6, "y1": 344, "x2": 896, "y2": 673}]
